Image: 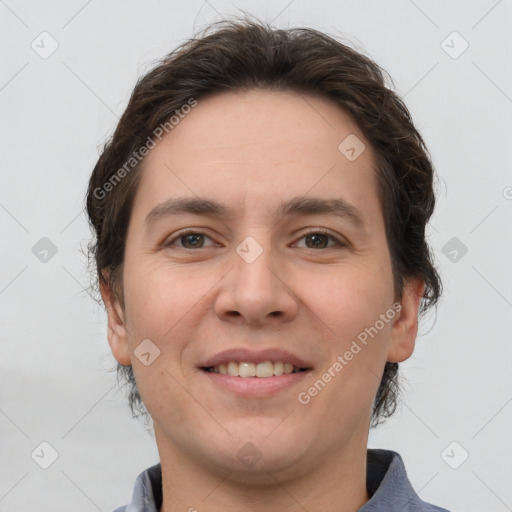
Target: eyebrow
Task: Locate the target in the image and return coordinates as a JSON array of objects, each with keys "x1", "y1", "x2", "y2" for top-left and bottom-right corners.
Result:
[{"x1": 144, "y1": 196, "x2": 365, "y2": 228}]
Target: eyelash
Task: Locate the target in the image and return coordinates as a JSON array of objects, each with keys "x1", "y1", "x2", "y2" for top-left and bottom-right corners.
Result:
[{"x1": 164, "y1": 228, "x2": 347, "y2": 250}]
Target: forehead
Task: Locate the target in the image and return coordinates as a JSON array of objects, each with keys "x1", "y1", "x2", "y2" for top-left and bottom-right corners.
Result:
[
  {"x1": 148, "y1": 88, "x2": 371, "y2": 162},
  {"x1": 132, "y1": 88, "x2": 381, "y2": 224}
]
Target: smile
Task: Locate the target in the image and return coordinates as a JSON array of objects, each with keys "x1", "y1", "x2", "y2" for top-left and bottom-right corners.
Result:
[
  {"x1": 203, "y1": 361, "x2": 308, "y2": 378},
  {"x1": 198, "y1": 348, "x2": 313, "y2": 396}
]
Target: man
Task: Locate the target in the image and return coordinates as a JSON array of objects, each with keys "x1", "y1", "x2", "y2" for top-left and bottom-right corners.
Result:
[{"x1": 86, "y1": 17, "x2": 447, "y2": 512}]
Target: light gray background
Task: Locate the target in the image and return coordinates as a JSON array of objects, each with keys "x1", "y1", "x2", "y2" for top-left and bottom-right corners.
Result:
[{"x1": 1, "y1": 1, "x2": 511, "y2": 511}]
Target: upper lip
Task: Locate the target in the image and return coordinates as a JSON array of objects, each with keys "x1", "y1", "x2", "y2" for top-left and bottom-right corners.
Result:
[{"x1": 200, "y1": 348, "x2": 313, "y2": 369}]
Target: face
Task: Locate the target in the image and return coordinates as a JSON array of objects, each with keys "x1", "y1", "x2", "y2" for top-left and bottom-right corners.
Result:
[{"x1": 103, "y1": 89, "x2": 423, "y2": 479}]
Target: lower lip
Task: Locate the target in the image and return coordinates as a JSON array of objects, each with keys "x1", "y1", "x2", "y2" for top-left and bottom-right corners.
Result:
[{"x1": 200, "y1": 370, "x2": 311, "y2": 397}]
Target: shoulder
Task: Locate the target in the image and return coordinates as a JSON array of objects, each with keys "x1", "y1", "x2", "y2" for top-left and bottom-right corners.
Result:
[
  {"x1": 110, "y1": 462, "x2": 162, "y2": 512},
  {"x1": 362, "y1": 449, "x2": 451, "y2": 511}
]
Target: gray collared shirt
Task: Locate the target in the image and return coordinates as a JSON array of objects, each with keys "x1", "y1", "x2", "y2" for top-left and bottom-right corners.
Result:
[{"x1": 113, "y1": 449, "x2": 450, "y2": 512}]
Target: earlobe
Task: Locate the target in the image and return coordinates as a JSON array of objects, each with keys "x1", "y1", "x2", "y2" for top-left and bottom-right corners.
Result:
[
  {"x1": 99, "y1": 273, "x2": 131, "y2": 366},
  {"x1": 387, "y1": 278, "x2": 425, "y2": 363}
]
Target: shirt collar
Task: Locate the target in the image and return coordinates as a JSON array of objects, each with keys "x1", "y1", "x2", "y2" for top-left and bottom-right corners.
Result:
[
  {"x1": 119, "y1": 449, "x2": 447, "y2": 512},
  {"x1": 360, "y1": 449, "x2": 447, "y2": 511}
]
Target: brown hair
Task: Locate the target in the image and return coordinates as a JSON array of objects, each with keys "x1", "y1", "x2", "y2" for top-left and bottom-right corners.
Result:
[{"x1": 86, "y1": 17, "x2": 441, "y2": 428}]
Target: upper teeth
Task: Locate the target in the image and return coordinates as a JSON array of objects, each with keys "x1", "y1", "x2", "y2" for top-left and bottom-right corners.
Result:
[{"x1": 209, "y1": 361, "x2": 302, "y2": 378}]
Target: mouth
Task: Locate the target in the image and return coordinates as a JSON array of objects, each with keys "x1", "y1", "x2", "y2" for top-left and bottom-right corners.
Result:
[
  {"x1": 201, "y1": 361, "x2": 309, "y2": 377},
  {"x1": 198, "y1": 348, "x2": 313, "y2": 397}
]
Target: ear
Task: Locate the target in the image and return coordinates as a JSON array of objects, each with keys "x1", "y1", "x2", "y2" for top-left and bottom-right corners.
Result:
[
  {"x1": 99, "y1": 269, "x2": 131, "y2": 366},
  {"x1": 387, "y1": 278, "x2": 426, "y2": 363}
]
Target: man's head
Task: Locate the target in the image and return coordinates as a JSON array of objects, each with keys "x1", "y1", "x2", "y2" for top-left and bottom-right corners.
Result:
[{"x1": 86, "y1": 19, "x2": 441, "y2": 466}]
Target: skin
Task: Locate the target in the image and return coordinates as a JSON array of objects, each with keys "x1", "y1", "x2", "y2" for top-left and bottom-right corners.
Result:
[{"x1": 101, "y1": 89, "x2": 425, "y2": 512}]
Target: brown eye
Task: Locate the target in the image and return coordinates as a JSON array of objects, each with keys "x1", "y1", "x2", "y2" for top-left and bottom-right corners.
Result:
[
  {"x1": 165, "y1": 231, "x2": 214, "y2": 249},
  {"x1": 180, "y1": 234, "x2": 205, "y2": 248},
  {"x1": 304, "y1": 233, "x2": 330, "y2": 249},
  {"x1": 295, "y1": 230, "x2": 346, "y2": 249}
]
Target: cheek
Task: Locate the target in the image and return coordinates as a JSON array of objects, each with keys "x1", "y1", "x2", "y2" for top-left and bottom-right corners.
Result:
[
  {"x1": 295, "y1": 262, "x2": 394, "y2": 404},
  {"x1": 132, "y1": 363, "x2": 197, "y2": 431},
  {"x1": 123, "y1": 259, "x2": 202, "y2": 338},
  {"x1": 121, "y1": 260, "x2": 220, "y2": 384},
  {"x1": 297, "y1": 261, "x2": 395, "y2": 341},
  {"x1": 301, "y1": 321, "x2": 392, "y2": 436}
]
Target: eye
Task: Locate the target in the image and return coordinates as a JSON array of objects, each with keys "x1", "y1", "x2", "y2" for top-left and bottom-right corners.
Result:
[
  {"x1": 164, "y1": 231, "x2": 215, "y2": 249},
  {"x1": 163, "y1": 228, "x2": 347, "y2": 251},
  {"x1": 294, "y1": 229, "x2": 346, "y2": 249}
]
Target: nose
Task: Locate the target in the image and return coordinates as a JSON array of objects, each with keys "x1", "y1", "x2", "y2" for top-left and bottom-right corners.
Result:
[{"x1": 214, "y1": 236, "x2": 299, "y2": 328}]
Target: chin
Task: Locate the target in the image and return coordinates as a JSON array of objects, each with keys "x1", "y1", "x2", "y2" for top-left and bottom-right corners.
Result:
[{"x1": 202, "y1": 424, "x2": 312, "y2": 478}]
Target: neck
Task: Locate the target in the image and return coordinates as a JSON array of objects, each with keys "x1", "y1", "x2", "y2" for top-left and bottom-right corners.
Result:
[{"x1": 156, "y1": 426, "x2": 370, "y2": 512}]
